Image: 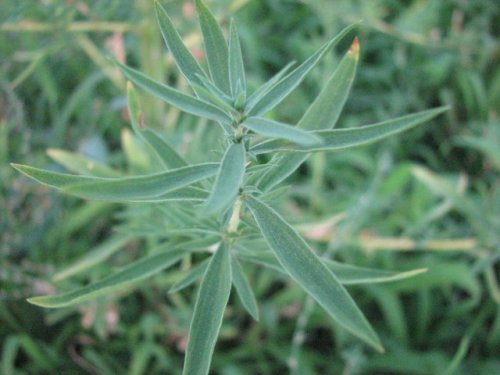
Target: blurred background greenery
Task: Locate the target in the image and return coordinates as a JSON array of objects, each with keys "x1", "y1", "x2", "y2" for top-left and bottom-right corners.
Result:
[{"x1": 1, "y1": 0, "x2": 498, "y2": 374}]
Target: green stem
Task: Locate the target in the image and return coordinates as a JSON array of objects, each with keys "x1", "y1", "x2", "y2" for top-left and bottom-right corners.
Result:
[{"x1": 227, "y1": 198, "x2": 242, "y2": 234}]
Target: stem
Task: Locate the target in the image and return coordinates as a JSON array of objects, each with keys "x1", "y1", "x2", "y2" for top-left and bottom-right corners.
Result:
[{"x1": 227, "y1": 198, "x2": 242, "y2": 234}]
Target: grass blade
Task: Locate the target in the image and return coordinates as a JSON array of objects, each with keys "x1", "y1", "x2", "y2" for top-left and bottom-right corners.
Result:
[
  {"x1": 28, "y1": 247, "x2": 186, "y2": 308},
  {"x1": 228, "y1": 20, "x2": 246, "y2": 97},
  {"x1": 127, "y1": 82, "x2": 187, "y2": 169},
  {"x1": 245, "y1": 196, "x2": 383, "y2": 351},
  {"x1": 195, "y1": 0, "x2": 230, "y2": 94},
  {"x1": 204, "y1": 142, "x2": 245, "y2": 214},
  {"x1": 251, "y1": 107, "x2": 449, "y2": 154},
  {"x1": 245, "y1": 24, "x2": 356, "y2": 116},
  {"x1": 257, "y1": 38, "x2": 359, "y2": 191},
  {"x1": 63, "y1": 163, "x2": 219, "y2": 201},
  {"x1": 169, "y1": 258, "x2": 211, "y2": 294},
  {"x1": 232, "y1": 256, "x2": 259, "y2": 321},
  {"x1": 114, "y1": 61, "x2": 231, "y2": 123},
  {"x1": 183, "y1": 243, "x2": 232, "y2": 375},
  {"x1": 155, "y1": 1, "x2": 207, "y2": 87},
  {"x1": 242, "y1": 117, "x2": 321, "y2": 145}
]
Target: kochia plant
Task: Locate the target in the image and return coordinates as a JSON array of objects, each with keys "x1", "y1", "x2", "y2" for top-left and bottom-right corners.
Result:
[{"x1": 13, "y1": 1, "x2": 447, "y2": 374}]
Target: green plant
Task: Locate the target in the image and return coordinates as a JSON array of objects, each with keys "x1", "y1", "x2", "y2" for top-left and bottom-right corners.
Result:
[{"x1": 12, "y1": 1, "x2": 448, "y2": 373}]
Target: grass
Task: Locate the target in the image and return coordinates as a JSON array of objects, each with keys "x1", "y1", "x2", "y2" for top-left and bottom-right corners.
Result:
[{"x1": 1, "y1": 0, "x2": 499, "y2": 374}]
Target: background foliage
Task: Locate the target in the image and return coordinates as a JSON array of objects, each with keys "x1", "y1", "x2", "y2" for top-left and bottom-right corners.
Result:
[{"x1": 1, "y1": 0, "x2": 499, "y2": 374}]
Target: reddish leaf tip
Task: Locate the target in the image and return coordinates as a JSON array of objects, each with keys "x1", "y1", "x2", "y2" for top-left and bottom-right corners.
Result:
[{"x1": 348, "y1": 36, "x2": 360, "y2": 58}]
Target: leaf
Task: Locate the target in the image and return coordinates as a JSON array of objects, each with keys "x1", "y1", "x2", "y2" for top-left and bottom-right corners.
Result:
[
  {"x1": 53, "y1": 236, "x2": 133, "y2": 281},
  {"x1": 169, "y1": 258, "x2": 210, "y2": 294},
  {"x1": 231, "y1": 256, "x2": 259, "y2": 321},
  {"x1": 47, "y1": 149, "x2": 121, "y2": 177},
  {"x1": 114, "y1": 61, "x2": 231, "y2": 124},
  {"x1": 11, "y1": 163, "x2": 104, "y2": 189},
  {"x1": 245, "y1": 61, "x2": 295, "y2": 110},
  {"x1": 28, "y1": 247, "x2": 186, "y2": 308},
  {"x1": 131, "y1": 187, "x2": 209, "y2": 203},
  {"x1": 251, "y1": 107, "x2": 449, "y2": 154},
  {"x1": 245, "y1": 24, "x2": 356, "y2": 116},
  {"x1": 191, "y1": 83, "x2": 237, "y2": 114},
  {"x1": 256, "y1": 38, "x2": 359, "y2": 191},
  {"x1": 299, "y1": 37, "x2": 360, "y2": 131},
  {"x1": 245, "y1": 196, "x2": 383, "y2": 351},
  {"x1": 204, "y1": 142, "x2": 245, "y2": 214},
  {"x1": 155, "y1": 1, "x2": 206, "y2": 87},
  {"x1": 242, "y1": 117, "x2": 321, "y2": 145},
  {"x1": 192, "y1": 73, "x2": 236, "y2": 114},
  {"x1": 141, "y1": 129, "x2": 188, "y2": 169},
  {"x1": 228, "y1": 20, "x2": 246, "y2": 97},
  {"x1": 183, "y1": 243, "x2": 232, "y2": 375},
  {"x1": 237, "y1": 249, "x2": 426, "y2": 285},
  {"x1": 325, "y1": 261, "x2": 427, "y2": 285},
  {"x1": 127, "y1": 82, "x2": 188, "y2": 169},
  {"x1": 64, "y1": 163, "x2": 219, "y2": 201},
  {"x1": 195, "y1": 73, "x2": 233, "y2": 102},
  {"x1": 195, "y1": 0, "x2": 230, "y2": 94}
]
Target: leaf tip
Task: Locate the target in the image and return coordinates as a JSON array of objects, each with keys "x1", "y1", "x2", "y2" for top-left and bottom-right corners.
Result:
[
  {"x1": 26, "y1": 296, "x2": 44, "y2": 307},
  {"x1": 10, "y1": 163, "x2": 27, "y2": 174},
  {"x1": 348, "y1": 36, "x2": 360, "y2": 59}
]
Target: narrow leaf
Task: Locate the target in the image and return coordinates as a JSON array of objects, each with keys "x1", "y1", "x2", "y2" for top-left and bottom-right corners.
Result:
[
  {"x1": 155, "y1": 1, "x2": 207, "y2": 86},
  {"x1": 204, "y1": 142, "x2": 245, "y2": 214},
  {"x1": 299, "y1": 37, "x2": 361, "y2": 131},
  {"x1": 326, "y1": 261, "x2": 427, "y2": 285},
  {"x1": 53, "y1": 236, "x2": 133, "y2": 282},
  {"x1": 47, "y1": 149, "x2": 121, "y2": 177},
  {"x1": 114, "y1": 61, "x2": 231, "y2": 123},
  {"x1": 245, "y1": 61, "x2": 295, "y2": 111},
  {"x1": 64, "y1": 163, "x2": 219, "y2": 201},
  {"x1": 242, "y1": 117, "x2": 321, "y2": 145},
  {"x1": 245, "y1": 196, "x2": 383, "y2": 351},
  {"x1": 28, "y1": 248, "x2": 186, "y2": 308},
  {"x1": 127, "y1": 82, "x2": 187, "y2": 169},
  {"x1": 11, "y1": 163, "x2": 104, "y2": 189},
  {"x1": 228, "y1": 20, "x2": 246, "y2": 97},
  {"x1": 232, "y1": 256, "x2": 259, "y2": 320},
  {"x1": 141, "y1": 129, "x2": 188, "y2": 169},
  {"x1": 257, "y1": 38, "x2": 359, "y2": 191},
  {"x1": 195, "y1": 73, "x2": 233, "y2": 102},
  {"x1": 195, "y1": 0, "x2": 230, "y2": 94},
  {"x1": 183, "y1": 244, "x2": 232, "y2": 375},
  {"x1": 169, "y1": 258, "x2": 210, "y2": 294},
  {"x1": 130, "y1": 187, "x2": 208, "y2": 203},
  {"x1": 191, "y1": 82, "x2": 237, "y2": 114},
  {"x1": 245, "y1": 24, "x2": 356, "y2": 116},
  {"x1": 238, "y1": 250, "x2": 427, "y2": 285},
  {"x1": 251, "y1": 107, "x2": 449, "y2": 154}
]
